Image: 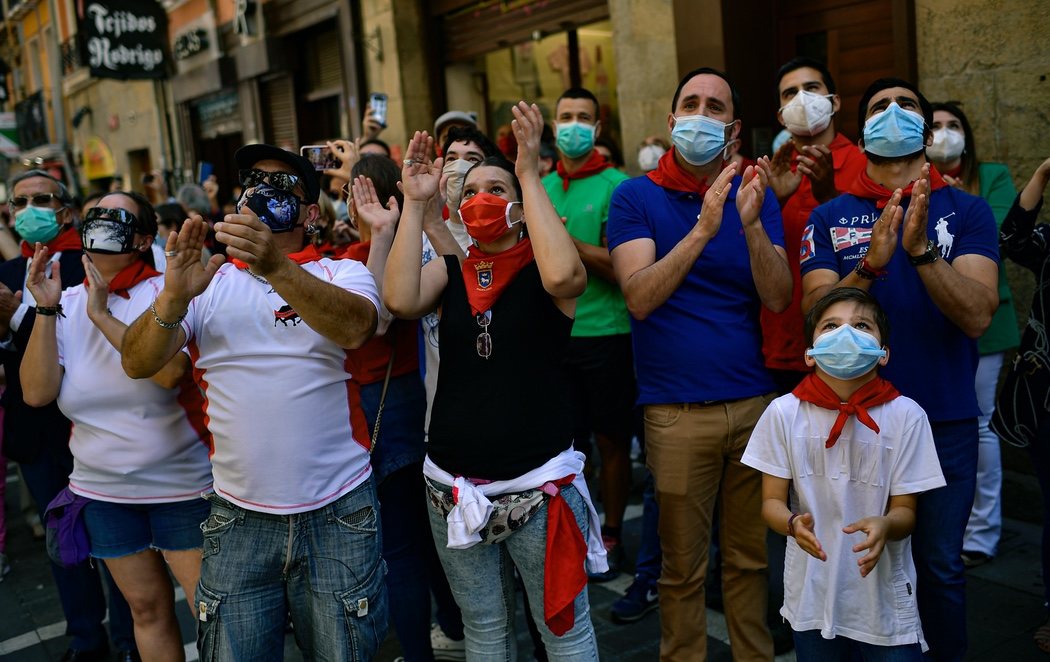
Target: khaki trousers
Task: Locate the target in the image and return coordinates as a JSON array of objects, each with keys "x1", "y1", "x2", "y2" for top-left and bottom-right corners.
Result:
[{"x1": 644, "y1": 394, "x2": 775, "y2": 662}]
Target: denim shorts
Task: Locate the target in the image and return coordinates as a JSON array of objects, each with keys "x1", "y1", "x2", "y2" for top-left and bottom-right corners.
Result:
[{"x1": 82, "y1": 497, "x2": 210, "y2": 559}]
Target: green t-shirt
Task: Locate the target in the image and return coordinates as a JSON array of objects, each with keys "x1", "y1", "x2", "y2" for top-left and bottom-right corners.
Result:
[
  {"x1": 977, "y1": 162, "x2": 1021, "y2": 354},
  {"x1": 542, "y1": 165, "x2": 631, "y2": 337}
]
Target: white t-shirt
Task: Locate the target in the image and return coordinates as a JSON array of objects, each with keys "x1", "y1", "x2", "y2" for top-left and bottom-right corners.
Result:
[
  {"x1": 742, "y1": 392, "x2": 946, "y2": 650},
  {"x1": 58, "y1": 275, "x2": 213, "y2": 503},
  {"x1": 180, "y1": 259, "x2": 381, "y2": 514}
]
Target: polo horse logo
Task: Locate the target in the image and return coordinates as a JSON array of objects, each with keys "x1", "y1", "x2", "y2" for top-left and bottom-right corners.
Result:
[{"x1": 935, "y1": 213, "x2": 956, "y2": 258}]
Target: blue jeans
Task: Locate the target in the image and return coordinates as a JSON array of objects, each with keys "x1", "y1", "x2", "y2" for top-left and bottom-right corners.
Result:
[
  {"x1": 195, "y1": 479, "x2": 388, "y2": 661},
  {"x1": 427, "y1": 482, "x2": 599, "y2": 661},
  {"x1": 82, "y1": 498, "x2": 209, "y2": 558},
  {"x1": 911, "y1": 418, "x2": 978, "y2": 662},
  {"x1": 19, "y1": 451, "x2": 135, "y2": 652},
  {"x1": 635, "y1": 470, "x2": 661, "y2": 586},
  {"x1": 793, "y1": 629, "x2": 923, "y2": 661}
]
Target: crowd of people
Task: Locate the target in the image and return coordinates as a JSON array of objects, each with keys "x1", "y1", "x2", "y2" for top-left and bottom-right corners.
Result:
[{"x1": 1, "y1": 55, "x2": 1049, "y2": 662}]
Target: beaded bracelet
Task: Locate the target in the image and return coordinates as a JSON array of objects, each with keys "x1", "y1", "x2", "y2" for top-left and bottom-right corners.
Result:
[{"x1": 150, "y1": 301, "x2": 185, "y2": 330}]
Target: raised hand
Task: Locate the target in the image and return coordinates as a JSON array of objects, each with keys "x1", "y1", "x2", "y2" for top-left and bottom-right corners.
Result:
[
  {"x1": 792, "y1": 512, "x2": 827, "y2": 562},
  {"x1": 351, "y1": 175, "x2": 400, "y2": 238},
  {"x1": 798, "y1": 144, "x2": 837, "y2": 203},
  {"x1": 843, "y1": 515, "x2": 890, "y2": 577},
  {"x1": 400, "y1": 131, "x2": 443, "y2": 202},
  {"x1": 864, "y1": 189, "x2": 904, "y2": 270},
  {"x1": 26, "y1": 243, "x2": 61, "y2": 307},
  {"x1": 510, "y1": 101, "x2": 544, "y2": 179},
  {"x1": 693, "y1": 163, "x2": 737, "y2": 240},
  {"x1": 765, "y1": 141, "x2": 802, "y2": 202},
  {"x1": 362, "y1": 103, "x2": 384, "y2": 140},
  {"x1": 214, "y1": 207, "x2": 285, "y2": 277},
  {"x1": 0, "y1": 282, "x2": 22, "y2": 335},
  {"x1": 83, "y1": 255, "x2": 111, "y2": 320},
  {"x1": 163, "y1": 214, "x2": 225, "y2": 305},
  {"x1": 902, "y1": 163, "x2": 931, "y2": 257},
  {"x1": 737, "y1": 162, "x2": 769, "y2": 228},
  {"x1": 324, "y1": 139, "x2": 361, "y2": 181}
]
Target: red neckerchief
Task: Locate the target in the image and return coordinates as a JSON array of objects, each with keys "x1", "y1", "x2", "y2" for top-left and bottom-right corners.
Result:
[
  {"x1": 342, "y1": 240, "x2": 369, "y2": 263},
  {"x1": 847, "y1": 164, "x2": 948, "y2": 209},
  {"x1": 647, "y1": 147, "x2": 722, "y2": 196},
  {"x1": 792, "y1": 373, "x2": 900, "y2": 448},
  {"x1": 230, "y1": 243, "x2": 326, "y2": 270},
  {"x1": 461, "y1": 238, "x2": 534, "y2": 316},
  {"x1": 83, "y1": 259, "x2": 160, "y2": 299},
  {"x1": 555, "y1": 150, "x2": 610, "y2": 192},
  {"x1": 21, "y1": 227, "x2": 82, "y2": 258},
  {"x1": 943, "y1": 164, "x2": 962, "y2": 179},
  {"x1": 542, "y1": 475, "x2": 588, "y2": 637}
]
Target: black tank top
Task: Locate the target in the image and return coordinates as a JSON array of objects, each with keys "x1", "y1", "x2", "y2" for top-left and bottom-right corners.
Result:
[{"x1": 427, "y1": 255, "x2": 574, "y2": 479}]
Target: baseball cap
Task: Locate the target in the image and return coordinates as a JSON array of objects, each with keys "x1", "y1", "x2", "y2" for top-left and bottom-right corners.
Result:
[
  {"x1": 433, "y1": 111, "x2": 479, "y2": 137},
  {"x1": 234, "y1": 143, "x2": 321, "y2": 203}
]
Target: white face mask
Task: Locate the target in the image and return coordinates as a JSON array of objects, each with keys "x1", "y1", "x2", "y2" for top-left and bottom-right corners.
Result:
[
  {"x1": 442, "y1": 158, "x2": 475, "y2": 213},
  {"x1": 779, "y1": 90, "x2": 835, "y2": 137},
  {"x1": 926, "y1": 128, "x2": 966, "y2": 163},
  {"x1": 638, "y1": 144, "x2": 666, "y2": 171}
]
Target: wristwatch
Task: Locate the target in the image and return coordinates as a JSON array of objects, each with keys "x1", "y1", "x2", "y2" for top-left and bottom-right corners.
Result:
[{"x1": 908, "y1": 240, "x2": 939, "y2": 266}]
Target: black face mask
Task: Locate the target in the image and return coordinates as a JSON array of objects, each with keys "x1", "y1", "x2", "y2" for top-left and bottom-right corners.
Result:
[
  {"x1": 80, "y1": 207, "x2": 141, "y2": 254},
  {"x1": 237, "y1": 184, "x2": 302, "y2": 233}
]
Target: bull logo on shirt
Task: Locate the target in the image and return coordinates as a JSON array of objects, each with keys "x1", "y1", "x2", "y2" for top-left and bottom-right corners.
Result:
[
  {"x1": 475, "y1": 260, "x2": 493, "y2": 290},
  {"x1": 274, "y1": 305, "x2": 301, "y2": 327}
]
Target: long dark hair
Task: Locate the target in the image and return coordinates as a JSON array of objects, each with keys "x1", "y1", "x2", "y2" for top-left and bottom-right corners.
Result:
[
  {"x1": 464, "y1": 156, "x2": 522, "y2": 201},
  {"x1": 930, "y1": 102, "x2": 979, "y2": 195},
  {"x1": 351, "y1": 155, "x2": 403, "y2": 212}
]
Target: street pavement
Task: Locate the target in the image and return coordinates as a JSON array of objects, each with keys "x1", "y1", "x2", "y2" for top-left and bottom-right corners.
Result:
[{"x1": 1, "y1": 460, "x2": 1046, "y2": 661}]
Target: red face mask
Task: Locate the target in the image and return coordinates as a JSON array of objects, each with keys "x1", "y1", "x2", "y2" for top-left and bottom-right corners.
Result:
[{"x1": 458, "y1": 192, "x2": 521, "y2": 244}]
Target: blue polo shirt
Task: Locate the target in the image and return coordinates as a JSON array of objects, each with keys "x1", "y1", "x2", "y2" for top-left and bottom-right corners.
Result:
[
  {"x1": 607, "y1": 175, "x2": 784, "y2": 405},
  {"x1": 800, "y1": 186, "x2": 998, "y2": 422}
]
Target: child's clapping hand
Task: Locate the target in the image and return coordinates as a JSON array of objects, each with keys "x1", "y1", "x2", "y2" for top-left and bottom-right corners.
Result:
[
  {"x1": 792, "y1": 512, "x2": 827, "y2": 562},
  {"x1": 843, "y1": 516, "x2": 891, "y2": 577}
]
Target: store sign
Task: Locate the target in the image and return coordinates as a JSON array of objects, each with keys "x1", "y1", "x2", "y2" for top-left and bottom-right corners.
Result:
[
  {"x1": 174, "y1": 28, "x2": 209, "y2": 61},
  {"x1": 79, "y1": 0, "x2": 168, "y2": 80}
]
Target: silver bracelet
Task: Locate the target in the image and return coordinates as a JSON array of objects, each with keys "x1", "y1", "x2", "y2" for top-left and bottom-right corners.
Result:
[{"x1": 150, "y1": 300, "x2": 185, "y2": 330}]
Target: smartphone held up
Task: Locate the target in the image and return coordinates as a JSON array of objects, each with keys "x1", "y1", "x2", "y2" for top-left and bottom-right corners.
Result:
[{"x1": 300, "y1": 145, "x2": 339, "y2": 172}]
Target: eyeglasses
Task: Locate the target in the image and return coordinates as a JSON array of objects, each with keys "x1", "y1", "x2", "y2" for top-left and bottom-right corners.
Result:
[
  {"x1": 10, "y1": 193, "x2": 60, "y2": 209},
  {"x1": 476, "y1": 311, "x2": 492, "y2": 359},
  {"x1": 84, "y1": 207, "x2": 140, "y2": 227},
  {"x1": 239, "y1": 168, "x2": 301, "y2": 193}
]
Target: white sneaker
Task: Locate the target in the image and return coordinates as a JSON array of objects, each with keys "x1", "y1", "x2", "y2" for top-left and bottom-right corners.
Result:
[{"x1": 430, "y1": 622, "x2": 466, "y2": 661}]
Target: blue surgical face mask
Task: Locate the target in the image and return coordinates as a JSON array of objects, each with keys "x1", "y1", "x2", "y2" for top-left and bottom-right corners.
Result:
[
  {"x1": 236, "y1": 184, "x2": 302, "y2": 233},
  {"x1": 670, "y1": 115, "x2": 736, "y2": 166},
  {"x1": 555, "y1": 121, "x2": 597, "y2": 159},
  {"x1": 15, "y1": 206, "x2": 61, "y2": 245},
  {"x1": 862, "y1": 101, "x2": 927, "y2": 158},
  {"x1": 806, "y1": 323, "x2": 886, "y2": 380}
]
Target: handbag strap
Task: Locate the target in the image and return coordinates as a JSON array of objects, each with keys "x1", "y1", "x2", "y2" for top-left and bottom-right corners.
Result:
[{"x1": 369, "y1": 346, "x2": 396, "y2": 455}]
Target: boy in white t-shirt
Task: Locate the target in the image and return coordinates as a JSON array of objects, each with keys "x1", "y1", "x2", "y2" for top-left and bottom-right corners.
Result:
[{"x1": 743, "y1": 287, "x2": 945, "y2": 660}]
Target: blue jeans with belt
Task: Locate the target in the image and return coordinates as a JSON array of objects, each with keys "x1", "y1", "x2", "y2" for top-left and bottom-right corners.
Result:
[
  {"x1": 194, "y1": 479, "x2": 387, "y2": 661},
  {"x1": 911, "y1": 418, "x2": 978, "y2": 662}
]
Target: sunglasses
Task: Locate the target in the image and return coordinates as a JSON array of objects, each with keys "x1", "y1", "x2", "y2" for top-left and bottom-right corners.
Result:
[
  {"x1": 476, "y1": 311, "x2": 492, "y2": 359},
  {"x1": 85, "y1": 206, "x2": 140, "y2": 227},
  {"x1": 239, "y1": 168, "x2": 301, "y2": 193},
  {"x1": 10, "y1": 193, "x2": 61, "y2": 209}
]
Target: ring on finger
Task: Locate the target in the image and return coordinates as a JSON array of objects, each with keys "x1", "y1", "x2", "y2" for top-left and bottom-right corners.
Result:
[
  {"x1": 403, "y1": 158, "x2": 416, "y2": 166},
  {"x1": 164, "y1": 250, "x2": 178, "y2": 257}
]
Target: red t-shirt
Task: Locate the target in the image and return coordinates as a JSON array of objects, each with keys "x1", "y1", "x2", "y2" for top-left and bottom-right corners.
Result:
[
  {"x1": 761, "y1": 133, "x2": 867, "y2": 372},
  {"x1": 342, "y1": 242, "x2": 420, "y2": 385}
]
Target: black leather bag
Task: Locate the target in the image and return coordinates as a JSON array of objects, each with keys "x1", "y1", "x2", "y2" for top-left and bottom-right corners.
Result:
[{"x1": 991, "y1": 349, "x2": 1050, "y2": 448}]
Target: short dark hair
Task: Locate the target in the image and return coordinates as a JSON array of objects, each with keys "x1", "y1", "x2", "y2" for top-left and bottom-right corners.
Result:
[
  {"x1": 556, "y1": 87, "x2": 600, "y2": 118},
  {"x1": 804, "y1": 287, "x2": 890, "y2": 347},
  {"x1": 930, "y1": 101, "x2": 978, "y2": 193},
  {"x1": 595, "y1": 135, "x2": 624, "y2": 168},
  {"x1": 776, "y1": 57, "x2": 837, "y2": 96},
  {"x1": 8, "y1": 169, "x2": 73, "y2": 205},
  {"x1": 155, "y1": 202, "x2": 186, "y2": 233},
  {"x1": 97, "y1": 191, "x2": 159, "y2": 237},
  {"x1": 465, "y1": 156, "x2": 522, "y2": 201},
  {"x1": 671, "y1": 67, "x2": 741, "y2": 117},
  {"x1": 350, "y1": 155, "x2": 403, "y2": 213},
  {"x1": 442, "y1": 126, "x2": 500, "y2": 159},
  {"x1": 359, "y1": 138, "x2": 391, "y2": 157},
  {"x1": 857, "y1": 77, "x2": 933, "y2": 142}
]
